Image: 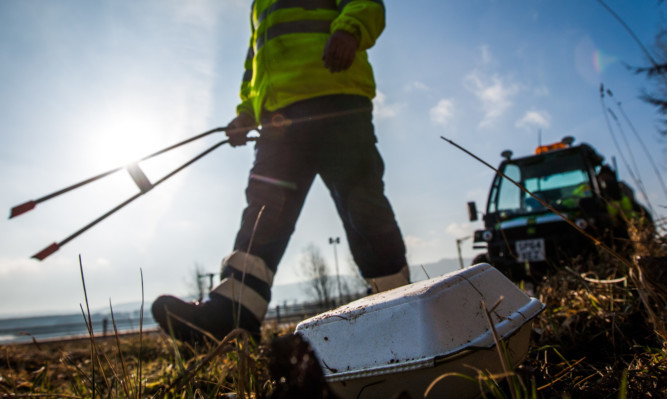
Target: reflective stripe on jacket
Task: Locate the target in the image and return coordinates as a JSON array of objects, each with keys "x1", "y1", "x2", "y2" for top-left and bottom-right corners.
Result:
[{"x1": 237, "y1": 0, "x2": 385, "y2": 121}]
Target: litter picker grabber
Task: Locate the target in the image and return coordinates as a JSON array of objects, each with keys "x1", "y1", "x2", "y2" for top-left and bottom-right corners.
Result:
[
  {"x1": 10, "y1": 106, "x2": 373, "y2": 261},
  {"x1": 9, "y1": 125, "x2": 258, "y2": 261}
]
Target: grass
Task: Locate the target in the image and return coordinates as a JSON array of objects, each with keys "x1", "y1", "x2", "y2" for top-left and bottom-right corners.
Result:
[
  {"x1": 0, "y1": 225, "x2": 665, "y2": 398},
  {"x1": 521, "y1": 221, "x2": 667, "y2": 398},
  {"x1": 0, "y1": 326, "x2": 282, "y2": 398}
]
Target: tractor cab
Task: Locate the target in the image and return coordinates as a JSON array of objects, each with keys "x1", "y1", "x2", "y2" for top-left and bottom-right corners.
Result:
[{"x1": 467, "y1": 137, "x2": 644, "y2": 281}]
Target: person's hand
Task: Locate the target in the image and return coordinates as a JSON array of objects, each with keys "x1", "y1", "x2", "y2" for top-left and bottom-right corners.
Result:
[
  {"x1": 322, "y1": 30, "x2": 358, "y2": 73},
  {"x1": 226, "y1": 112, "x2": 256, "y2": 147}
]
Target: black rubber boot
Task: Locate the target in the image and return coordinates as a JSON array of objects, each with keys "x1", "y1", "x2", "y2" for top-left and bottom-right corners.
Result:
[{"x1": 151, "y1": 293, "x2": 261, "y2": 344}]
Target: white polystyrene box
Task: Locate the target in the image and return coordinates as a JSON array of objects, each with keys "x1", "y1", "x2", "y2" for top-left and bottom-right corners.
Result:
[{"x1": 295, "y1": 263, "x2": 545, "y2": 399}]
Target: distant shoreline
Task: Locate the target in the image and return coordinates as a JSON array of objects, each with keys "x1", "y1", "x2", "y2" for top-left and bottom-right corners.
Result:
[{"x1": 4, "y1": 326, "x2": 163, "y2": 347}]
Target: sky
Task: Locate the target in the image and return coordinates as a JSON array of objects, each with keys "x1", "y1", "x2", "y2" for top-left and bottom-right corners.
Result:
[{"x1": 1, "y1": 0, "x2": 666, "y2": 318}]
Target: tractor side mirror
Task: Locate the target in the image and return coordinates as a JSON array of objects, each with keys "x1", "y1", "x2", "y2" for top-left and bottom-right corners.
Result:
[{"x1": 467, "y1": 201, "x2": 478, "y2": 222}]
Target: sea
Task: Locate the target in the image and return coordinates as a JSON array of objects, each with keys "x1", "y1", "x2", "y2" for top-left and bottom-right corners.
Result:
[{"x1": 0, "y1": 309, "x2": 157, "y2": 345}]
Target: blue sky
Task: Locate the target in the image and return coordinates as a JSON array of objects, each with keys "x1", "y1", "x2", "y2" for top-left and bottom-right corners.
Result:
[{"x1": 1, "y1": 0, "x2": 665, "y2": 317}]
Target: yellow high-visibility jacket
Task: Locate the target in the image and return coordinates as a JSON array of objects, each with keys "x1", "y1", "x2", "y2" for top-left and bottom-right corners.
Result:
[
  {"x1": 606, "y1": 195, "x2": 637, "y2": 221},
  {"x1": 237, "y1": 0, "x2": 386, "y2": 121}
]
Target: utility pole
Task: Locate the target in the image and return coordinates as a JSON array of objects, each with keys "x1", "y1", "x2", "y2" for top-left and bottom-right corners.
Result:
[
  {"x1": 456, "y1": 236, "x2": 471, "y2": 269},
  {"x1": 329, "y1": 237, "x2": 342, "y2": 302},
  {"x1": 196, "y1": 272, "x2": 216, "y2": 301}
]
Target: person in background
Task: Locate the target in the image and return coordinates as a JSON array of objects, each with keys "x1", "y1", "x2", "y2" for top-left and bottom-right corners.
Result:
[{"x1": 151, "y1": 0, "x2": 409, "y2": 343}]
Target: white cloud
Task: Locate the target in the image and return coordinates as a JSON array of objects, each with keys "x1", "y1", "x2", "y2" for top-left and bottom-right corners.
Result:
[
  {"x1": 405, "y1": 81, "x2": 429, "y2": 92},
  {"x1": 515, "y1": 110, "x2": 551, "y2": 130},
  {"x1": 404, "y1": 235, "x2": 441, "y2": 250},
  {"x1": 373, "y1": 90, "x2": 404, "y2": 119},
  {"x1": 0, "y1": 257, "x2": 40, "y2": 276},
  {"x1": 430, "y1": 98, "x2": 455, "y2": 128},
  {"x1": 533, "y1": 85, "x2": 550, "y2": 97},
  {"x1": 95, "y1": 257, "x2": 112, "y2": 267},
  {"x1": 445, "y1": 222, "x2": 474, "y2": 238},
  {"x1": 480, "y1": 44, "x2": 494, "y2": 65},
  {"x1": 465, "y1": 70, "x2": 518, "y2": 128},
  {"x1": 462, "y1": 45, "x2": 519, "y2": 128},
  {"x1": 169, "y1": 1, "x2": 222, "y2": 29}
]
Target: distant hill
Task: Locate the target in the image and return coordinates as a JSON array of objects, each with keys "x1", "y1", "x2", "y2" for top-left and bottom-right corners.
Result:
[{"x1": 269, "y1": 275, "x2": 361, "y2": 307}]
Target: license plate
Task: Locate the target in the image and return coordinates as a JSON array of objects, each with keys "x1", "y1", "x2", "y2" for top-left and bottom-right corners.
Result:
[{"x1": 515, "y1": 238, "x2": 546, "y2": 262}]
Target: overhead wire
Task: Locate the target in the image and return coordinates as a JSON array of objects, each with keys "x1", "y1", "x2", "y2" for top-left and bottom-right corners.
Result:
[
  {"x1": 599, "y1": 85, "x2": 655, "y2": 215},
  {"x1": 606, "y1": 88, "x2": 667, "y2": 199}
]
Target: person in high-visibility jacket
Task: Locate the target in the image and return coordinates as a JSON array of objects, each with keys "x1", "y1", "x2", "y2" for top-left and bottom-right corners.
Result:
[
  {"x1": 596, "y1": 164, "x2": 649, "y2": 251},
  {"x1": 152, "y1": 0, "x2": 409, "y2": 343},
  {"x1": 598, "y1": 165, "x2": 639, "y2": 222}
]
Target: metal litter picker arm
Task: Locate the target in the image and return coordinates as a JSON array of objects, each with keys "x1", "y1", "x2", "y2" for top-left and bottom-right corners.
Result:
[
  {"x1": 10, "y1": 126, "x2": 231, "y2": 219},
  {"x1": 10, "y1": 126, "x2": 257, "y2": 261}
]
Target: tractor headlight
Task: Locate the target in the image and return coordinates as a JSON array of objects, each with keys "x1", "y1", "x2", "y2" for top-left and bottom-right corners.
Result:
[
  {"x1": 575, "y1": 218, "x2": 588, "y2": 230},
  {"x1": 482, "y1": 230, "x2": 493, "y2": 242}
]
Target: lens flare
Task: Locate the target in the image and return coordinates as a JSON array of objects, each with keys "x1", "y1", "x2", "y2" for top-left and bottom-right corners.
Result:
[
  {"x1": 593, "y1": 49, "x2": 618, "y2": 73},
  {"x1": 575, "y1": 36, "x2": 619, "y2": 85}
]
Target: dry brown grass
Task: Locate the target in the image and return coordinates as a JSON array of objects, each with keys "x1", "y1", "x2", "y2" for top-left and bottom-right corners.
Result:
[
  {"x1": 1, "y1": 224, "x2": 665, "y2": 398},
  {"x1": 520, "y1": 222, "x2": 667, "y2": 398}
]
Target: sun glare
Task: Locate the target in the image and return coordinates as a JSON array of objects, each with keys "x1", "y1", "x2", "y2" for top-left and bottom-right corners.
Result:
[
  {"x1": 89, "y1": 113, "x2": 164, "y2": 172},
  {"x1": 71, "y1": 101, "x2": 186, "y2": 202}
]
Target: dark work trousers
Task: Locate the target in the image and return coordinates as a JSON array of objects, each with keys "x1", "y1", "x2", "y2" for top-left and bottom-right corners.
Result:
[{"x1": 232, "y1": 94, "x2": 407, "y2": 279}]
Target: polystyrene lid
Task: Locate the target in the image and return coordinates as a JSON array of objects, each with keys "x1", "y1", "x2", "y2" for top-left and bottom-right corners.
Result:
[{"x1": 296, "y1": 263, "x2": 544, "y2": 377}]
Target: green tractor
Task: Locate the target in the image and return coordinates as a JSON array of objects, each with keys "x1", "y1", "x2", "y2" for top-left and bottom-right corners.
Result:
[{"x1": 468, "y1": 136, "x2": 651, "y2": 282}]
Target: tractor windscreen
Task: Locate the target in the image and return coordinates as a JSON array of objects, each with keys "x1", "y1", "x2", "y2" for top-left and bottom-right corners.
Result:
[{"x1": 489, "y1": 150, "x2": 592, "y2": 218}]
